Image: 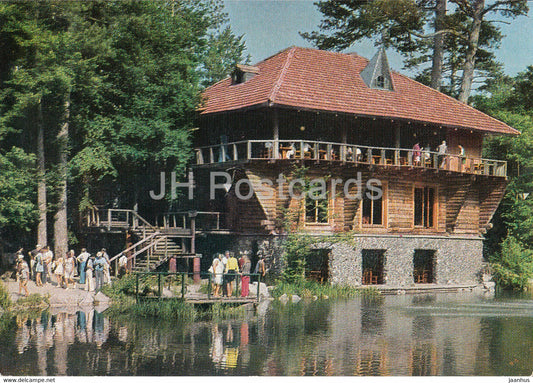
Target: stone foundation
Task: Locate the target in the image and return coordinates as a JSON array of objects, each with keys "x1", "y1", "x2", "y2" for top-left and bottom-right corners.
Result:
[
  {"x1": 207, "y1": 233, "x2": 484, "y2": 287},
  {"x1": 329, "y1": 235, "x2": 484, "y2": 287}
]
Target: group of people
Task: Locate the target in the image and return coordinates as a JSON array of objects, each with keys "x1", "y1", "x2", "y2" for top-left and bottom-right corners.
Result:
[
  {"x1": 14, "y1": 244, "x2": 124, "y2": 296},
  {"x1": 412, "y1": 140, "x2": 458, "y2": 168},
  {"x1": 208, "y1": 250, "x2": 266, "y2": 298}
]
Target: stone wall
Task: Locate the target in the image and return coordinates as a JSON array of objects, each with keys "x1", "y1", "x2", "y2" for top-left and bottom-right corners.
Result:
[
  {"x1": 212, "y1": 233, "x2": 484, "y2": 286},
  {"x1": 329, "y1": 235, "x2": 484, "y2": 287}
]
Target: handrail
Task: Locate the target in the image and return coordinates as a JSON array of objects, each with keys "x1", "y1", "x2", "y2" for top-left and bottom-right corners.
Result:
[
  {"x1": 194, "y1": 139, "x2": 507, "y2": 177},
  {"x1": 109, "y1": 231, "x2": 160, "y2": 264},
  {"x1": 134, "y1": 271, "x2": 262, "y2": 302}
]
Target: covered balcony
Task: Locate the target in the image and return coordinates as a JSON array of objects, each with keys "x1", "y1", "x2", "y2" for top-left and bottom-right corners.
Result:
[{"x1": 194, "y1": 139, "x2": 507, "y2": 177}]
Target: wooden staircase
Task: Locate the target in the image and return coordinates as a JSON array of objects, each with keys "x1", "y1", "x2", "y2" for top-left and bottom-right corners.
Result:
[
  {"x1": 128, "y1": 226, "x2": 184, "y2": 272},
  {"x1": 86, "y1": 208, "x2": 193, "y2": 273}
]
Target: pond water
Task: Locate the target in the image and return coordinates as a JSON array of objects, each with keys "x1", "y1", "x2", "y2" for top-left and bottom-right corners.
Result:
[{"x1": 1, "y1": 292, "x2": 533, "y2": 376}]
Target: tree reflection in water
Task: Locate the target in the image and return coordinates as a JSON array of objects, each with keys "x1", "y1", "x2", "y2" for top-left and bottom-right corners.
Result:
[{"x1": 1, "y1": 294, "x2": 533, "y2": 375}]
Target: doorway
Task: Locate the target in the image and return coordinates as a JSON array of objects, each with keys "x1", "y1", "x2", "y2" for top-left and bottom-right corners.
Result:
[{"x1": 305, "y1": 249, "x2": 330, "y2": 283}]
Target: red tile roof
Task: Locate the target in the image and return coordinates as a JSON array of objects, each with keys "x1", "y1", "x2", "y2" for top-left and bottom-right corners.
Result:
[{"x1": 200, "y1": 47, "x2": 519, "y2": 136}]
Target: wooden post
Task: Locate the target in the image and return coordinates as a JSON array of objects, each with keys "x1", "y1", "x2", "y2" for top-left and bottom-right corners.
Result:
[
  {"x1": 233, "y1": 143, "x2": 238, "y2": 161},
  {"x1": 273, "y1": 109, "x2": 279, "y2": 159},
  {"x1": 257, "y1": 274, "x2": 260, "y2": 302},
  {"x1": 136, "y1": 274, "x2": 139, "y2": 303},
  {"x1": 158, "y1": 273, "x2": 162, "y2": 299},
  {"x1": 247, "y1": 141, "x2": 251, "y2": 160},
  {"x1": 181, "y1": 272, "x2": 185, "y2": 299},
  {"x1": 107, "y1": 210, "x2": 111, "y2": 231}
]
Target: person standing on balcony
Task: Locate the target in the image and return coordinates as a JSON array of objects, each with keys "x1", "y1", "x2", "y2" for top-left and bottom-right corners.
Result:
[
  {"x1": 77, "y1": 248, "x2": 90, "y2": 286},
  {"x1": 438, "y1": 140, "x2": 448, "y2": 168},
  {"x1": 412, "y1": 143, "x2": 421, "y2": 166}
]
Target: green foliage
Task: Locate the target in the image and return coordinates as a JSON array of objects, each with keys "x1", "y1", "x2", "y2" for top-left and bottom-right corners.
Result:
[
  {"x1": 0, "y1": 148, "x2": 37, "y2": 232},
  {"x1": 0, "y1": 0, "x2": 247, "y2": 244},
  {"x1": 280, "y1": 232, "x2": 316, "y2": 284},
  {"x1": 491, "y1": 236, "x2": 533, "y2": 290},
  {"x1": 0, "y1": 281, "x2": 11, "y2": 310},
  {"x1": 13, "y1": 293, "x2": 49, "y2": 312},
  {"x1": 206, "y1": 302, "x2": 247, "y2": 320},
  {"x1": 271, "y1": 280, "x2": 382, "y2": 300}
]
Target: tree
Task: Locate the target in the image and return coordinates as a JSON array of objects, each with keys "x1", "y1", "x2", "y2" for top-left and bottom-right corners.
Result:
[
  {"x1": 0, "y1": 0, "x2": 248, "y2": 250},
  {"x1": 302, "y1": 0, "x2": 528, "y2": 101},
  {"x1": 473, "y1": 68, "x2": 533, "y2": 287}
]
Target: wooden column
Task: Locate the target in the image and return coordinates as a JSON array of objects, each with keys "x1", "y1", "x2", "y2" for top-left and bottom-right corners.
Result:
[
  {"x1": 394, "y1": 125, "x2": 401, "y2": 148},
  {"x1": 273, "y1": 108, "x2": 279, "y2": 159}
]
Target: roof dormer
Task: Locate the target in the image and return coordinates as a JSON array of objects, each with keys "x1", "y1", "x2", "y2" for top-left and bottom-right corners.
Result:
[
  {"x1": 231, "y1": 64, "x2": 259, "y2": 85},
  {"x1": 360, "y1": 47, "x2": 394, "y2": 91}
]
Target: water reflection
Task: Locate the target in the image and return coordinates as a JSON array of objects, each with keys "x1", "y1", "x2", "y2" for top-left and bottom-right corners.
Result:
[{"x1": 1, "y1": 293, "x2": 533, "y2": 376}]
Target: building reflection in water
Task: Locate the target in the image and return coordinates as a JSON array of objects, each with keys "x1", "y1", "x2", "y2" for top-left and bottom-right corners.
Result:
[{"x1": 3, "y1": 294, "x2": 533, "y2": 376}]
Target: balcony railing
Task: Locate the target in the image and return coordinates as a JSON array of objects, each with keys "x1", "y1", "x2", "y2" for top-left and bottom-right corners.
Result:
[{"x1": 194, "y1": 139, "x2": 507, "y2": 177}]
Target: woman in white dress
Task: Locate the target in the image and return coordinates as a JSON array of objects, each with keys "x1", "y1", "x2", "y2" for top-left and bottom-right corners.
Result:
[
  {"x1": 54, "y1": 255, "x2": 65, "y2": 288},
  {"x1": 64, "y1": 250, "x2": 76, "y2": 289},
  {"x1": 213, "y1": 254, "x2": 225, "y2": 297}
]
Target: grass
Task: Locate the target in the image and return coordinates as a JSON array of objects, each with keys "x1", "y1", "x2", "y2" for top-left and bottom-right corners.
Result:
[
  {"x1": 271, "y1": 280, "x2": 382, "y2": 300},
  {"x1": 0, "y1": 281, "x2": 11, "y2": 310}
]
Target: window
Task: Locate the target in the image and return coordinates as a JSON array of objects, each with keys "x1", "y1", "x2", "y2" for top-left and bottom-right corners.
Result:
[
  {"x1": 362, "y1": 188, "x2": 383, "y2": 225},
  {"x1": 375, "y1": 75, "x2": 385, "y2": 88},
  {"x1": 414, "y1": 186, "x2": 435, "y2": 228},
  {"x1": 305, "y1": 190, "x2": 328, "y2": 223}
]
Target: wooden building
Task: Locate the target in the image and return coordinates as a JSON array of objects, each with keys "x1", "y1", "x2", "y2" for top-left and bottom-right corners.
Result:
[{"x1": 192, "y1": 47, "x2": 518, "y2": 288}]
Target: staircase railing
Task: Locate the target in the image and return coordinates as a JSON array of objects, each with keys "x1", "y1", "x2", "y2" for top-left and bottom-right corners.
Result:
[{"x1": 109, "y1": 231, "x2": 160, "y2": 272}]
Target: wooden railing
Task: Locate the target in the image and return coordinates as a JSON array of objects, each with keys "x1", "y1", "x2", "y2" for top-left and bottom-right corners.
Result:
[
  {"x1": 155, "y1": 211, "x2": 224, "y2": 231},
  {"x1": 86, "y1": 207, "x2": 156, "y2": 231},
  {"x1": 194, "y1": 139, "x2": 507, "y2": 177}
]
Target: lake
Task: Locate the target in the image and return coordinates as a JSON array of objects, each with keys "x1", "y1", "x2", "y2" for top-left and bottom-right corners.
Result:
[{"x1": 1, "y1": 292, "x2": 533, "y2": 376}]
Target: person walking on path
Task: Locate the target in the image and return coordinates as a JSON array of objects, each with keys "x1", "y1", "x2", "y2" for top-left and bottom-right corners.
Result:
[
  {"x1": 225, "y1": 252, "x2": 239, "y2": 297},
  {"x1": 54, "y1": 254, "x2": 65, "y2": 288},
  {"x1": 94, "y1": 252, "x2": 106, "y2": 292},
  {"x1": 35, "y1": 250, "x2": 44, "y2": 287},
  {"x1": 77, "y1": 248, "x2": 90, "y2": 286},
  {"x1": 254, "y1": 252, "x2": 266, "y2": 279},
  {"x1": 64, "y1": 250, "x2": 76, "y2": 289},
  {"x1": 85, "y1": 256, "x2": 95, "y2": 292},
  {"x1": 17, "y1": 255, "x2": 30, "y2": 297},
  {"x1": 100, "y1": 248, "x2": 112, "y2": 284},
  {"x1": 42, "y1": 246, "x2": 53, "y2": 285},
  {"x1": 240, "y1": 255, "x2": 252, "y2": 297}
]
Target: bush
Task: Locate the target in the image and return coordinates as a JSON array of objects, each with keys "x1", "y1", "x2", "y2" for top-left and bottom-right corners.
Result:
[{"x1": 491, "y1": 235, "x2": 533, "y2": 290}]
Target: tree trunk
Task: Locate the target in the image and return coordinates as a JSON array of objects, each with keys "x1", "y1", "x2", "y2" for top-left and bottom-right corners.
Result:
[
  {"x1": 430, "y1": 0, "x2": 447, "y2": 90},
  {"x1": 37, "y1": 99, "x2": 47, "y2": 247},
  {"x1": 53, "y1": 94, "x2": 70, "y2": 258},
  {"x1": 458, "y1": 0, "x2": 484, "y2": 103}
]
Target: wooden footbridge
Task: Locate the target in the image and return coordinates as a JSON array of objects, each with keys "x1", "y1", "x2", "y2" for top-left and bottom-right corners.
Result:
[{"x1": 132, "y1": 271, "x2": 263, "y2": 305}]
